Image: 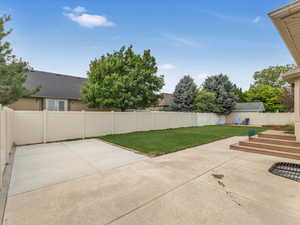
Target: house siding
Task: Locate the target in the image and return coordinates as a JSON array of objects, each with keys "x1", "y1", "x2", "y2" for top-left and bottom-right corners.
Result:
[
  {"x1": 69, "y1": 100, "x2": 91, "y2": 111},
  {"x1": 9, "y1": 97, "x2": 43, "y2": 111},
  {"x1": 9, "y1": 97, "x2": 101, "y2": 111}
]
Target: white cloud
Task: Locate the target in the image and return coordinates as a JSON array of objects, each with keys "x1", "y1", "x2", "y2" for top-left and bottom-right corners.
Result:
[
  {"x1": 63, "y1": 6, "x2": 71, "y2": 11},
  {"x1": 73, "y1": 6, "x2": 87, "y2": 13},
  {"x1": 253, "y1": 16, "x2": 261, "y2": 23},
  {"x1": 65, "y1": 13, "x2": 114, "y2": 28},
  {"x1": 200, "y1": 10, "x2": 248, "y2": 23},
  {"x1": 200, "y1": 10, "x2": 262, "y2": 24},
  {"x1": 63, "y1": 6, "x2": 86, "y2": 13},
  {"x1": 162, "y1": 34, "x2": 203, "y2": 48},
  {"x1": 159, "y1": 64, "x2": 176, "y2": 70},
  {"x1": 63, "y1": 6, "x2": 115, "y2": 28}
]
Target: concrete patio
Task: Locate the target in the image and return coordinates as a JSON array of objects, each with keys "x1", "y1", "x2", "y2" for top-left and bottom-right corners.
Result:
[
  {"x1": 4, "y1": 137, "x2": 300, "y2": 225},
  {"x1": 9, "y1": 139, "x2": 148, "y2": 196}
]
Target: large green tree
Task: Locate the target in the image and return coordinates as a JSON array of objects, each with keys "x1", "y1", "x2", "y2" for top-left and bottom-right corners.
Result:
[
  {"x1": 234, "y1": 87, "x2": 248, "y2": 103},
  {"x1": 193, "y1": 90, "x2": 220, "y2": 113},
  {"x1": 202, "y1": 74, "x2": 237, "y2": 114},
  {"x1": 170, "y1": 75, "x2": 197, "y2": 112},
  {"x1": 246, "y1": 84, "x2": 285, "y2": 112},
  {"x1": 0, "y1": 15, "x2": 37, "y2": 105},
  {"x1": 81, "y1": 46, "x2": 164, "y2": 111},
  {"x1": 253, "y1": 65, "x2": 295, "y2": 88}
]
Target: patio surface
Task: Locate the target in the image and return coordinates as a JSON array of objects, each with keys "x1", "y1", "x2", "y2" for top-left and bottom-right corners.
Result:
[
  {"x1": 9, "y1": 139, "x2": 148, "y2": 196},
  {"x1": 5, "y1": 136, "x2": 300, "y2": 225}
]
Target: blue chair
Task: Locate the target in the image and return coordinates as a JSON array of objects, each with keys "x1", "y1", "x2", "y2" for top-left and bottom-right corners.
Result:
[
  {"x1": 233, "y1": 117, "x2": 241, "y2": 125},
  {"x1": 217, "y1": 118, "x2": 225, "y2": 125},
  {"x1": 242, "y1": 118, "x2": 250, "y2": 125}
]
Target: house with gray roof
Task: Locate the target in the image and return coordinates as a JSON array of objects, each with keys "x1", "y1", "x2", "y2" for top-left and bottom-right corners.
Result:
[
  {"x1": 9, "y1": 70, "x2": 89, "y2": 111},
  {"x1": 148, "y1": 93, "x2": 174, "y2": 111},
  {"x1": 9, "y1": 70, "x2": 174, "y2": 112},
  {"x1": 232, "y1": 102, "x2": 265, "y2": 113}
]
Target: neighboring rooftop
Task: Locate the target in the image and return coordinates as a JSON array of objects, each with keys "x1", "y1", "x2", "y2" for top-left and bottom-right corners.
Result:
[
  {"x1": 158, "y1": 93, "x2": 173, "y2": 106},
  {"x1": 233, "y1": 102, "x2": 265, "y2": 113},
  {"x1": 25, "y1": 70, "x2": 87, "y2": 100}
]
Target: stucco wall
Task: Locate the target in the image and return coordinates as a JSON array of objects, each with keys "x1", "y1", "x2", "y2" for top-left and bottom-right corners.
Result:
[{"x1": 9, "y1": 97, "x2": 43, "y2": 111}]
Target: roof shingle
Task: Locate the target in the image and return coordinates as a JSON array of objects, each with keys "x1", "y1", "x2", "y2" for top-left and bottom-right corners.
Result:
[
  {"x1": 233, "y1": 102, "x2": 265, "y2": 112},
  {"x1": 25, "y1": 70, "x2": 87, "y2": 100}
]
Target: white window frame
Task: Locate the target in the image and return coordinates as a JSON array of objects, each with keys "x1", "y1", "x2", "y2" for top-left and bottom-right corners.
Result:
[{"x1": 45, "y1": 99, "x2": 68, "y2": 111}]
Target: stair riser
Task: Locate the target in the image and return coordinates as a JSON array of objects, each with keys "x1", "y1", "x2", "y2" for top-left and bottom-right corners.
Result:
[
  {"x1": 250, "y1": 137, "x2": 300, "y2": 148},
  {"x1": 230, "y1": 145, "x2": 300, "y2": 160},
  {"x1": 239, "y1": 141, "x2": 300, "y2": 154},
  {"x1": 258, "y1": 133, "x2": 296, "y2": 141}
]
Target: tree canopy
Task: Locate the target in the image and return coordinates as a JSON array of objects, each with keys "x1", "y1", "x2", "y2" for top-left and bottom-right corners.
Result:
[
  {"x1": 170, "y1": 75, "x2": 197, "y2": 112},
  {"x1": 202, "y1": 74, "x2": 237, "y2": 114},
  {"x1": 81, "y1": 46, "x2": 164, "y2": 111},
  {"x1": 253, "y1": 65, "x2": 295, "y2": 88},
  {"x1": 234, "y1": 87, "x2": 247, "y2": 103},
  {"x1": 0, "y1": 15, "x2": 37, "y2": 105},
  {"x1": 246, "y1": 84, "x2": 285, "y2": 112},
  {"x1": 193, "y1": 90, "x2": 220, "y2": 113}
]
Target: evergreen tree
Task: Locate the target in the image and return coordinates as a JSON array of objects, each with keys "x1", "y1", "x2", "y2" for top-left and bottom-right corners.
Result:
[
  {"x1": 170, "y1": 75, "x2": 197, "y2": 112},
  {"x1": 0, "y1": 15, "x2": 38, "y2": 105},
  {"x1": 234, "y1": 87, "x2": 247, "y2": 103},
  {"x1": 202, "y1": 74, "x2": 237, "y2": 114}
]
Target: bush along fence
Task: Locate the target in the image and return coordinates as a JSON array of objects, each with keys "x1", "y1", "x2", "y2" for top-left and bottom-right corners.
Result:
[{"x1": 14, "y1": 111, "x2": 221, "y2": 145}]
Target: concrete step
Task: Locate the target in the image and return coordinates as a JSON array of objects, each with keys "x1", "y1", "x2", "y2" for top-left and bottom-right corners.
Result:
[
  {"x1": 258, "y1": 133, "x2": 296, "y2": 141},
  {"x1": 239, "y1": 141, "x2": 300, "y2": 154},
  {"x1": 249, "y1": 136, "x2": 300, "y2": 148},
  {"x1": 230, "y1": 144, "x2": 300, "y2": 160}
]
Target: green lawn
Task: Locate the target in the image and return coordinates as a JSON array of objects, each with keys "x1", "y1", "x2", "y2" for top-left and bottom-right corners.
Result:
[{"x1": 99, "y1": 125, "x2": 269, "y2": 156}]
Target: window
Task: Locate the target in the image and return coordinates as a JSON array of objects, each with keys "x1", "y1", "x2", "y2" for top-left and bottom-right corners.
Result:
[
  {"x1": 46, "y1": 99, "x2": 68, "y2": 111},
  {"x1": 47, "y1": 99, "x2": 56, "y2": 111},
  {"x1": 58, "y1": 100, "x2": 66, "y2": 111}
]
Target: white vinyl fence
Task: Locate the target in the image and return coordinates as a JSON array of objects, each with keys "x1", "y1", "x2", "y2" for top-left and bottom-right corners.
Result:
[
  {"x1": 0, "y1": 106, "x2": 296, "y2": 193},
  {"x1": 5, "y1": 109, "x2": 297, "y2": 147},
  {"x1": 226, "y1": 112, "x2": 295, "y2": 126},
  {"x1": 0, "y1": 106, "x2": 14, "y2": 186},
  {"x1": 14, "y1": 111, "x2": 221, "y2": 145}
]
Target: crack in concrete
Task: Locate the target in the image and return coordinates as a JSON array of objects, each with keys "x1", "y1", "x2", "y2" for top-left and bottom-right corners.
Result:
[{"x1": 104, "y1": 155, "x2": 238, "y2": 225}]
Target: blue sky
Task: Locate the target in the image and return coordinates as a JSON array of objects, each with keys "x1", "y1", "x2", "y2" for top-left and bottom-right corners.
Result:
[{"x1": 0, "y1": 0, "x2": 295, "y2": 93}]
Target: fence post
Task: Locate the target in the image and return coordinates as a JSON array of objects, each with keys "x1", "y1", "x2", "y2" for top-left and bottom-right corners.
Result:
[
  {"x1": 0, "y1": 105, "x2": 2, "y2": 187},
  {"x1": 43, "y1": 110, "x2": 47, "y2": 143},
  {"x1": 151, "y1": 111, "x2": 155, "y2": 130},
  {"x1": 111, "y1": 111, "x2": 115, "y2": 134},
  {"x1": 5, "y1": 109, "x2": 9, "y2": 163},
  {"x1": 134, "y1": 111, "x2": 137, "y2": 132},
  {"x1": 0, "y1": 106, "x2": 6, "y2": 188},
  {"x1": 2, "y1": 108, "x2": 6, "y2": 164},
  {"x1": 82, "y1": 110, "x2": 86, "y2": 139}
]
